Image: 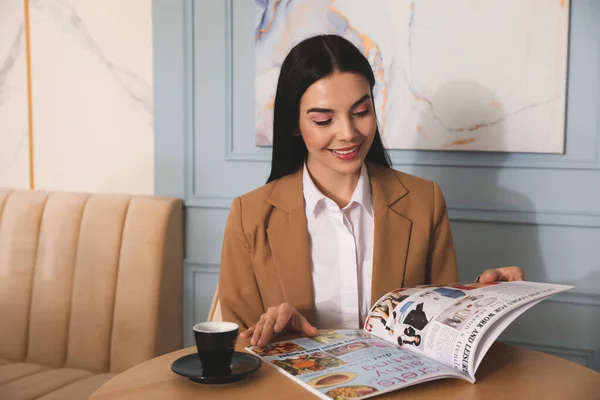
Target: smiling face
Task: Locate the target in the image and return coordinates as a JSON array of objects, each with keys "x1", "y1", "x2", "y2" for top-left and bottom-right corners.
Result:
[{"x1": 298, "y1": 71, "x2": 377, "y2": 177}]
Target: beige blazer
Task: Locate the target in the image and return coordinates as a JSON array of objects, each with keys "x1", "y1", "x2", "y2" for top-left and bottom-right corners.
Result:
[{"x1": 218, "y1": 163, "x2": 458, "y2": 330}]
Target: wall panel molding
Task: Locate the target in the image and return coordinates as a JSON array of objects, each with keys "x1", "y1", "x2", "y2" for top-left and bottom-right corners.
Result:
[
  {"x1": 185, "y1": 260, "x2": 220, "y2": 274},
  {"x1": 546, "y1": 289, "x2": 600, "y2": 307},
  {"x1": 183, "y1": 261, "x2": 219, "y2": 346},
  {"x1": 448, "y1": 207, "x2": 600, "y2": 228},
  {"x1": 184, "y1": 197, "x2": 600, "y2": 228},
  {"x1": 153, "y1": 0, "x2": 194, "y2": 198},
  {"x1": 225, "y1": 131, "x2": 600, "y2": 171},
  {"x1": 183, "y1": 258, "x2": 600, "y2": 308},
  {"x1": 500, "y1": 340, "x2": 598, "y2": 370}
]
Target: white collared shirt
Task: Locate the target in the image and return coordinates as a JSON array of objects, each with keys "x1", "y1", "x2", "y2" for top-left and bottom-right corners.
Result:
[{"x1": 303, "y1": 163, "x2": 374, "y2": 329}]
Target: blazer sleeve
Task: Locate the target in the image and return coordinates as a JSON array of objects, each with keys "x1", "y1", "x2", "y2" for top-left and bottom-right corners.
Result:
[
  {"x1": 218, "y1": 197, "x2": 265, "y2": 330},
  {"x1": 427, "y1": 182, "x2": 459, "y2": 285}
]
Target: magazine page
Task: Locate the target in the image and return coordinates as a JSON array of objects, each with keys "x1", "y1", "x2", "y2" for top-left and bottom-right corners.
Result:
[
  {"x1": 447, "y1": 281, "x2": 573, "y2": 378},
  {"x1": 365, "y1": 281, "x2": 573, "y2": 379},
  {"x1": 365, "y1": 285, "x2": 471, "y2": 353},
  {"x1": 245, "y1": 329, "x2": 468, "y2": 400}
]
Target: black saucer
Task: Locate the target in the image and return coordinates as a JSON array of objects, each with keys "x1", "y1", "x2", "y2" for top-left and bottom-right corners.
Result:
[{"x1": 171, "y1": 351, "x2": 262, "y2": 385}]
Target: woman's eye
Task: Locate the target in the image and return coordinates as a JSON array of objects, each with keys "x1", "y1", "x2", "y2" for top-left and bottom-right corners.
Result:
[
  {"x1": 314, "y1": 119, "x2": 332, "y2": 126},
  {"x1": 354, "y1": 108, "x2": 369, "y2": 117}
]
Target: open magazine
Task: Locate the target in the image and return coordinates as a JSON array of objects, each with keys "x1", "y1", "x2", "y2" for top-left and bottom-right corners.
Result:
[{"x1": 245, "y1": 281, "x2": 572, "y2": 400}]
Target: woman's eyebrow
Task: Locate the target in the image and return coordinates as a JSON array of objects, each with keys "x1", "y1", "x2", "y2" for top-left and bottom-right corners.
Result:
[
  {"x1": 351, "y1": 94, "x2": 371, "y2": 109},
  {"x1": 306, "y1": 106, "x2": 333, "y2": 114},
  {"x1": 306, "y1": 94, "x2": 371, "y2": 114}
]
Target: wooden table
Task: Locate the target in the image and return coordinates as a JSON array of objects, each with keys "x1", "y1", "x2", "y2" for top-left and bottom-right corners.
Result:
[{"x1": 90, "y1": 335, "x2": 600, "y2": 400}]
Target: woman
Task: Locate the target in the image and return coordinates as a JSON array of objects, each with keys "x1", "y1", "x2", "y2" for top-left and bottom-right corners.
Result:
[{"x1": 218, "y1": 34, "x2": 524, "y2": 347}]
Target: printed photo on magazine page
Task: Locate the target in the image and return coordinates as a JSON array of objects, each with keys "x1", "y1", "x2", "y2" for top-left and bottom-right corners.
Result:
[
  {"x1": 246, "y1": 330, "x2": 467, "y2": 400},
  {"x1": 364, "y1": 281, "x2": 572, "y2": 378}
]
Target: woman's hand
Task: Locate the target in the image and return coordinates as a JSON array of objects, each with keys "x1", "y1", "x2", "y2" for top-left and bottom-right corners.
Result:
[
  {"x1": 240, "y1": 303, "x2": 318, "y2": 347},
  {"x1": 476, "y1": 266, "x2": 525, "y2": 283}
]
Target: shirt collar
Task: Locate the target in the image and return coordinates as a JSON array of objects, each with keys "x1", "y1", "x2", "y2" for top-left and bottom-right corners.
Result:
[
  {"x1": 303, "y1": 163, "x2": 326, "y2": 218},
  {"x1": 302, "y1": 163, "x2": 373, "y2": 218},
  {"x1": 351, "y1": 162, "x2": 373, "y2": 216}
]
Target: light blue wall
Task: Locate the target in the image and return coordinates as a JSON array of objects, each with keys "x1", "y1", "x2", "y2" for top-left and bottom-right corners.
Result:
[{"x1": 153, "y1": 0, "x2": 600, "y2": 370}]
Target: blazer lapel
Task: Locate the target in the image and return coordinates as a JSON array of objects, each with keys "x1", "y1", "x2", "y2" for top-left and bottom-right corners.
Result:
[
  {"x1": 368, "y1": 164, "x2": 412, "y2": 306},
  {"x1": 266, "y1": 168, "x2": 316, "y2": 322}
]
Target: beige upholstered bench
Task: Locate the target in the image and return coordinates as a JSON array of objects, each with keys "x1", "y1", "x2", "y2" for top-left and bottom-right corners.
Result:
[{"x1": 0, "y1": 189, "x2": 183, "y2": 400}]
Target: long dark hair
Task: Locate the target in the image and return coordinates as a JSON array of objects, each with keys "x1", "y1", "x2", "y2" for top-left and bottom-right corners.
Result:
[{"x1": 266, "y1": 34, "x2": 392, "y2": 183}]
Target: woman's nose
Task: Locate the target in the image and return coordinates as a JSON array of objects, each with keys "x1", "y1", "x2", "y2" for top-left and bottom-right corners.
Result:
[{"x1": 336, "y1": 119, "x2": 358, "y2": 141}]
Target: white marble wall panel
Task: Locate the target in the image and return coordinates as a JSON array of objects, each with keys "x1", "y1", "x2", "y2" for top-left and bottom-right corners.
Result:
[
  {"x1": 0, "y1": 0, "x2": 30, "y2": 189},
  {"x1": 29, "y1": 0, "x2": 154, "y2": 194}
]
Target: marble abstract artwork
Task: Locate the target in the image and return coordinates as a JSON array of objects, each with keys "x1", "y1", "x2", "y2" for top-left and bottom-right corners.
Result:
[
  {"x1": 28, "y1": 0, "x2": 153, "y2": 194},
  {"x1": 0, "y1": 0, "x2": 30, "y2": 188},
  {"x1": 255, "y1": 0, "x2": 570, "y2": 153}
]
